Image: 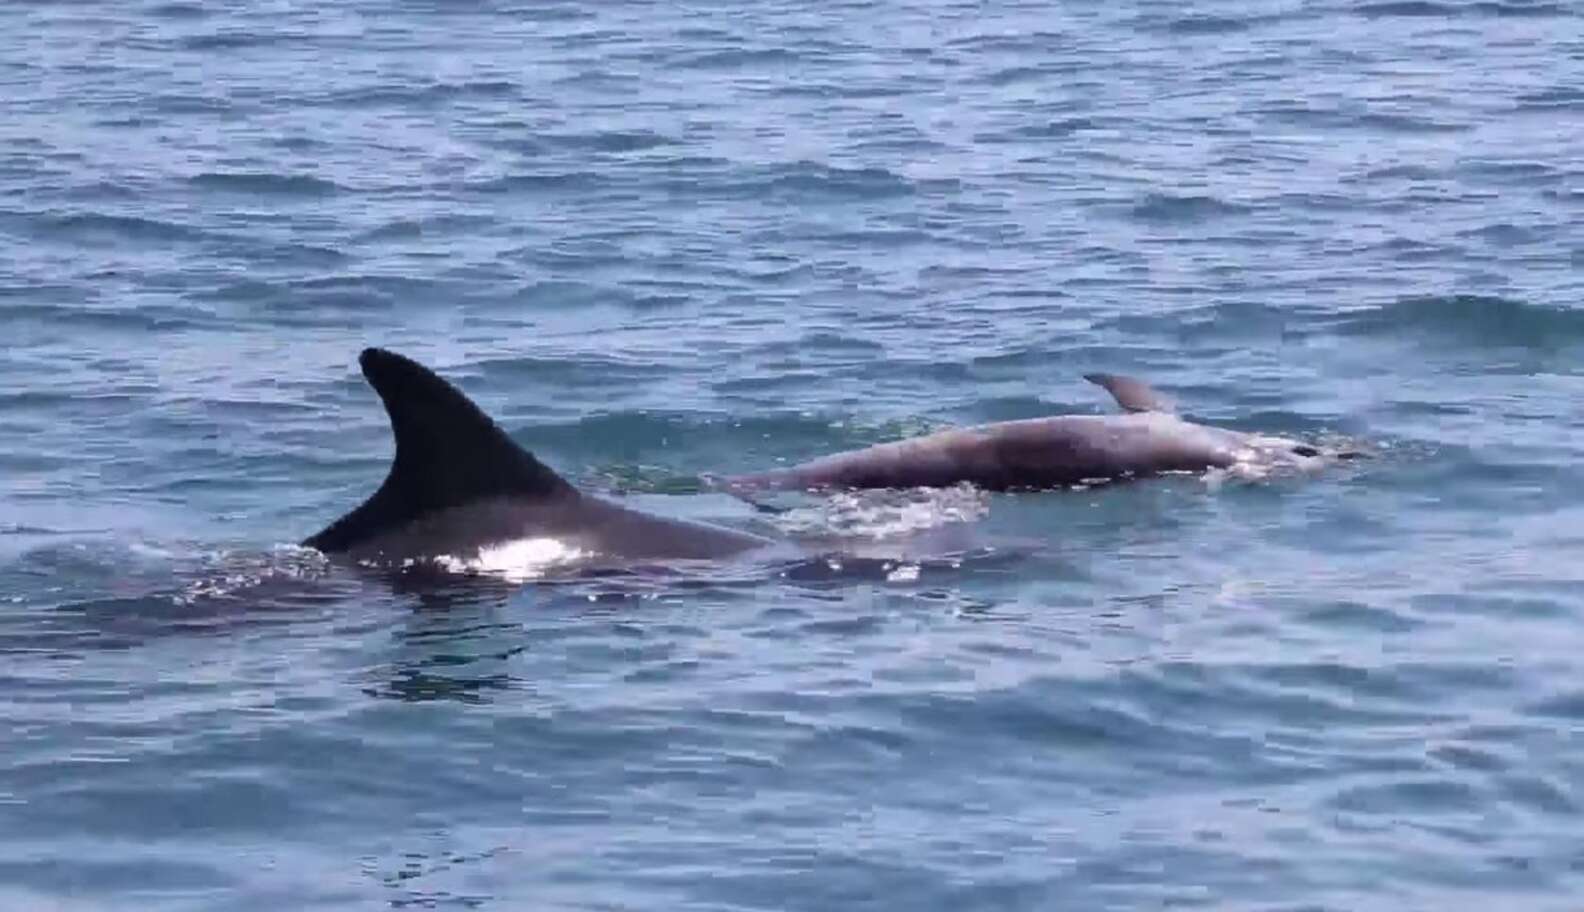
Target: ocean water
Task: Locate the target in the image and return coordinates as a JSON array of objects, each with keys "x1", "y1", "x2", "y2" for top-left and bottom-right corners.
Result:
[{"x1": 3, "y1": 0, "x2": 1583, "y2": 908}]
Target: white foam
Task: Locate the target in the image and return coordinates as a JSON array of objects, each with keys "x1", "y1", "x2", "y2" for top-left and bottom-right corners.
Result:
[
  {"x1": 434, "y1": 537, "x2": 591, "y2": 582},
  {"x1": 770, "y1": 483, "x2": 990, "y2": 540}
]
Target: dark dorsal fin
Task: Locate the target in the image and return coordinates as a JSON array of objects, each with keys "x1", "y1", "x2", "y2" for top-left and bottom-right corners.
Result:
[
  {"x1": 1083, "y1": 373, "x2": 1176, "y2": 413},
  {"x1": 303, "y1": 348, "x2": 576, "y2": 553}
]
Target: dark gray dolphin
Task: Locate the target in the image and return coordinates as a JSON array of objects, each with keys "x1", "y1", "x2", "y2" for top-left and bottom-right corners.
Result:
[
  {"x1": 724, "y1": 373, "x2": 1357, "y2": 494},
  {"x1": 303, "y1": 348, "x2": 771, "y2": 574}
]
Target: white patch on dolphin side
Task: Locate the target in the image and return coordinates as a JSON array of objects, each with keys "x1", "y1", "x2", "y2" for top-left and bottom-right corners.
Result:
[
  {"x1": 1211, "y1": 432, "x2": 1343, "y2": 483},
  {"x1": 1225, "y1": 459, "x2": 1274, "y2": 482},
  {"x1": 434, "y1": 537, "x2": 591, "y2": 582},
  {"x1": 1223, "y1": 446, "x2": 1273, "y2": 481}
]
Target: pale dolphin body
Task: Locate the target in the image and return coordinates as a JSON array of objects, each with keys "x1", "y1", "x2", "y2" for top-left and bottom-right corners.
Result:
[
  {"x1": 304, "y1": 348, "x2": 771, "y2": 572},
  {"x1": 724, "y1": 374, "x2": 1355, "y2": 494}
]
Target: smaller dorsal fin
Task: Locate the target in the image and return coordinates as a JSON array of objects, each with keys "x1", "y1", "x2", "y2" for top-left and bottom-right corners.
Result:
[
  {"x1": 1084, "y1": 373, "x2": 1176, "y2": 413},
  {"x1": 303, "y1": 348, "x2": 576, "y2": 553}
]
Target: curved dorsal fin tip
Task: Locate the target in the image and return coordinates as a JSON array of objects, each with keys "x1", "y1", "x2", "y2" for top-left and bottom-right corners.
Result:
[
  {"x1": 359, "y1": 346, "x2": 436, "y2": 394},
  {"x1": 1084, "y1": 372, "x2": 1176, "y2": 414},
  {"x1": 302, "y1": 348, "x2": 575, "y2": 553},
  {"x1": 358, "y1": 345, "x2": 394, "y2": 373}
]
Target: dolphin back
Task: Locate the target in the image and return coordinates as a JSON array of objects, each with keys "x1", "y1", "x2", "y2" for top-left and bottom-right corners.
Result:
[{"x1": 303, "y1": 348, "x2": 576, "y2": 554}]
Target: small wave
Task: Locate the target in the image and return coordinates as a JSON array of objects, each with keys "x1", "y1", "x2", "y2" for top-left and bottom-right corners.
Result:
[
  {"x1": 0, "y1": 524, "x2": 109, "y2": 537},
  {"x1": 1356, "y1": 0, "x2": 1457, "y2": 15},
  {"x1": 1300, "y1": 600, "x2": 1426, "y2": 633},
  {"x1": 0, "y1": 300, "x2": 218, "y2": 332},
  {"x1": 472, "y1": 350, "x2": 667, "y2": 391},
  {"x1": 1162, "y1": 15, "x2": 1251, "y2": 34},
  {"x1": 672, "y1": 47, "x2": 801, "y2": 70},
  {"x1": 26, "y1": 211, "x2": 207, "y2": 245},
  {"x1": 287, "y1": 273, "x2": 449, "y2": 299},
  {"x1": 356, "y1": 214, "x2": 496, "y2": 242},
  {"x1": 269, "y1": 135, "x2": 328, "y2": 151},
  {"x1": 1515, "y1": 86, "x2": 1584, "y2": 112},
  {"x1": 147, "y1": 93, "x2": 237, "y2": 115},
  {"x1": 257, "y1": 242, "x2": 350, "y2": 268},
  {"x1": 465, "y1": 172, "x2": 610, "y2": 195},
  {"x1": 256, "y1": 287, "x2": 393, "y2": 315},
  {"x1": 762, "y1": 162, "x2": 918, "y2": 202},
  {"x1": 784, "y1": 226, "x2": 930, "y2": 248},
  {"x1": 943, "y1": 30, "x2": 1065, "y2": 54},
  {"x1": 1528, "y1": 691, "x2": 1584, "y2": 720},
  {"x1": 59, "y1": 179, "x2": 140, "y2": 202},
  {"x1": 539, "y1": 130, "x2": 676, "y2": 154},
  {"x1": 549, "y1": 69, "x2": 640, "y2": 93},
  {"x1": 1455, "y1": 222, "x2": 1541, "y2": 247},
  {"x1": 1359, "y1": 164, "x2": 1443, "y2": 181},
  {"x1": 189, "y1": 172, "x2": 344, "y2": 197},
  {"x1": 765, "y1": 81, "x2": 914, "y2": 100},
  {"x1": 495, "y1": 3, "x2": 591, "y2": 21},
  {"x1": 207, "y1": 273, "x2": 451, "y2": 321},
  {"x1": 980, "y1": 65, "x2": 1057, "y2": 87},
  {"x1": 628, "y1": 294, "x2": 690, "y2": 310},
  {"x1": 1329, "y1": 295, "x2": 1584, "y2": 346},
  {"x1": 149, "y1": 1, "x2": 205, "y2": 17},
  {"x1": 179, "y1": 31, "x2": 307, "y2": 51},
  {"x1": 92, "y1": 115, "x2": 159, "y2": 129},
  {"x1": 1471, "y1": 0, "x2": 1567, "y2": 14},
  {"x1": 660, "y1": 161, "x2": 923, "y2": 204},
  {"x1": 1259, "y1": 104, "x2": 1471, "y2": 134},
  {"x1": 1327, "y1": 777, "x2": 1483, "y2": 816},
  {"x1": 313, "y1": 80, "x2": 518, "y2": 109},
  {"x1": 798, "y1": 331, "x2": 884, "y2": 354},
  {"x1": 997, "y1": 118, "x2": 1100, "y2": 140},
  {"x1": 1356, "y1": 112, "x2": 1471, "y2": 134},
  {"x1": 500, "y1": 279, "x2": 627, "y2": 310},
  {"x1": 1357, "y1": 0, "x2": 1563, "y2": 16},
  {"x1": 1130, "y1": 193, "x2": 1252, "y2": 224}
]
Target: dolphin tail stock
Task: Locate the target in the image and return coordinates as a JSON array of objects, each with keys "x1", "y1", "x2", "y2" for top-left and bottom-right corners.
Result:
[
  {"x1": 1083, "y1": 373, "x2": 1176, "y2": 414},
  {"x1": 303, "y1": 348, "x2": 577, "y2": 554}
]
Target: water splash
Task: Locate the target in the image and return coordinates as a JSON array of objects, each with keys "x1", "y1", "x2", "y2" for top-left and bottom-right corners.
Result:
[{"x1": 767, "y1": 483, "x2": 991, "y2": 540}]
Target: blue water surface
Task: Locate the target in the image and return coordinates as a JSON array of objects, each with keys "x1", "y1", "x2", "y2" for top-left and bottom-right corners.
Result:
[{"x1": 3, "y1": 1, "x2": 1584, "y2": 909}]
